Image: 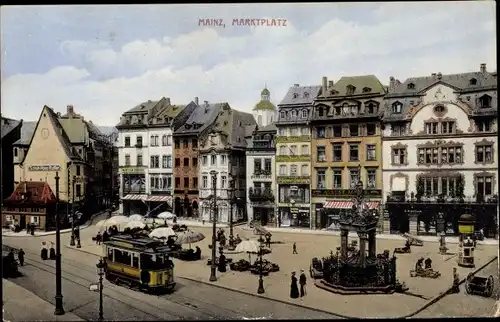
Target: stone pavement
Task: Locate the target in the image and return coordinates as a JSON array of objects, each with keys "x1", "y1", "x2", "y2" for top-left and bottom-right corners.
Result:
[
  {"x1": 2, "y1": 279, "x2": 84, "y2": 321},
  {"x1": 69, "y1": 221, "x2": 499, "y2": 318}
]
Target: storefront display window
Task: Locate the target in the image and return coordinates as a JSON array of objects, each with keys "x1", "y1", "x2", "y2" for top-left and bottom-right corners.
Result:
[{"x1": 279, "y1": 208, "x2": 310, "y2": 228}]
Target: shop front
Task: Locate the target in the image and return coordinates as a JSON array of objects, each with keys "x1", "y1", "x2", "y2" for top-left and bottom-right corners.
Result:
[
  {"x1": 250, "y1": 203, "x2": 275, "y2": 227},
  {"x1": 278, "y1": 206, "x2": 310, "y2": 228},
  {"x1": 318, "y1": 199, "x2": 380, "y2": 230}
]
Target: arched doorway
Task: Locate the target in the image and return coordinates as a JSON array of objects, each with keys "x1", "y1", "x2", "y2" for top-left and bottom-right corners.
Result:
[
  {"x1": 184, "y1": 196, "x2": 191, "y2": 217},
  {"x1": 192, "y1": 200, "x2": 199, "y2": 218},
  {"x1": 174, "y1": 197, "x2": 182, "y2": 217}
]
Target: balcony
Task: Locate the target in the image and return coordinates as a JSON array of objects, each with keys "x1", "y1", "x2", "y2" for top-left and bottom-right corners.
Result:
[
  {"x1": 253, "y1": 141, "x2": 275, "y2": 149},
  {"x1": 135, "y1": 143, "x2": 143, "y2": 148},
  {"x1": 123, "y1": 187, "x2": 147, "y2": 194},
  {"x1": 248, "y1": 188, "x2": 274, "y2": 202},
  {"x1": 252, "y1": 169, "x2": 272, "y2": 177}
]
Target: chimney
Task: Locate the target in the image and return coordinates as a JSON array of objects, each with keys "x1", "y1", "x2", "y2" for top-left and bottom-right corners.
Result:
[
  {"x1": 194, "y1": 97, "x2": 199, "y2": 105},
  {"x1": 165, "y1": 97, "x2": 171, "y2": 105},
  {"x1": 67, "y1": 104, "x2": 74, "y2": 115},
  {"x1": 204, "y1": 100, "x2": 209, "y2": 107},
  {"x1": 389, "y1": 76, "x2": 395, "y2": 91},
  {"x1": 294, "y1": 84, "x2": 300, "y2": 87},
  {"x1": 437, "y1": 72, "x2": 442, "y2": 80},
  {"x1": 328, "y1": 80, "x2": 334, "y2": 88},
  {"x1": 480, "y1": 63, "x2": 486, "y2": 73},
  {"x1": 322, "y1": 76, "x2": 327, "y2": 96}
]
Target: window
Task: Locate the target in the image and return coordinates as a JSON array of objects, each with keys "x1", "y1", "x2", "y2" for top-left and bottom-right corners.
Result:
[
  {"x1": 407, "y1": 83, "x2": 415, "y2": 89},
  {"x1": 192, "y1": 139, "x2": 198, "y2": 148},
  {"x1": 184, "y1": 177, "x2": 189, "y2": 188},
  {"x1": 14, "y1": 148, "x2": 18, "y2": 157},
  {"x1": 279, "y1": 165, "x2": 286, "y2": 175},
  {"x1": 318, "y1": 107, "x2": 325, "y2": 117},
  {"x1": 211, "y1": 155, "x2": 217, "y2": 165},
  {"x1": 174, "y1": 139, "x2": 180, "y2": 149},
  {"x1": 202, "y1": 155, "x2": 208, "y2": 166},
  {"x1": 469, "y1": 78, "x2": 477, "y2": 85},
  {"x1": 366, "y1": 124, "x2": 376, "y2": 136},
  {"x1": 254, "y1": 159, "x2": 262, "y2": 172},
  {"x1": 363, "y1": 87, "x2": 371, "y2": 93},
  {"x1": 125, "y1": 154, "x2": 131, "y2": 166},
  {"x1": 221, "y1": 155, "x2": 227, "y2": 165},
  {"x1": 279, "y1": 146, "x2": 287, "y2": 155},
  {"x1": 192, "y1": 177, "x2": 198, "y2": 188},
  {"x1": 301, "y1": 165, "x2": 309, "y2": 176},
  {"x1": 166, "y1": 177, "x2": 172, "y2": 189},
  {"x1": 175, "y1": 178, "x2": 180, "y2": 188},
  {"x1": 317, "y1": 169, "x2": 326, "y2": 189},
  {"x1": 366, "y1": 145, "x2": 376, "y2": 161},
  {"x1": 332, "y1": 144, "x2": 342, "y2": 162},
  {"x1": 349, "y1": 125, "x2": 358, "y2": 137},
  {"x1": 476, "y1": 176, "x2": 493, "y2": 196},
  {"x1": 290, "y1": 127, "x2": 298, "y2": 136},
  {"x1": 290, "y1": 145, "x2": 297, "y2": 155},
  {"x1": 175, "y1": 158, "x2": 180, "y2": 167},
  {"x1": 76, "y1": 165, "x2": 81, "y2": 176},
  {"x1": 221, "y1": 176, "x2": 227, "y2": 189},
  {"x1": 278, "y1": 128, "x2": 285, "y2": 136},
  {"x1": 349, "y1": 168, "x2": 359, "y2": 188},
  {"x1": 290, "y1": 165, "x2": 298, "y2": 176},
  {"x1": 150, "y1": 135, "x2": 156, "y2": 146},
  {"x1": 125, "y1": 136, "x2": 131, "y2": 147},
  {"x1": 192, "y1": 158, "x2": 198, "y2": 167},
  {"x1": 349, "y1": 144, "x2": 359, "y2": 161},
  {"x1": 366, "y1": 103, "x2": 375, "y2": 114},
  {"x1": 165, "y1": 156, "x2": 172, "y2": 168},
  {"x1": 76, "y1": 184, "x2": 82, "y2": 197},
  {"x1": 291, "y1": 110, "x2": 297, "y2": 118},
  {"x1": 441, "y1": 122, "x2": 455, "y2": 134},
  {"x1": 136, "y1": 136, "x2": 143, "y2": 147},
  {"x1": 264, "y1": 159, "x2": 272, "y2": 173},
  {"x1": 317, "y1": 146, "x2": 326, "y2": 162},
  {"x1": 476, "y1": 145, "x2": 492, "y2": 163},
  {"x1": 301, "y1": 110, "x2": 308, "y2": 118},
  {"x1": 332, "y1": 125, "x2": 342, "y2": 137},
  {"x1": 391, "y1": 124, "x2": 407, "y2": 136},
  {"x1": 434, "y1": 105, "x2": 445, "y2": 113},
  {"x1": 479, "y1": 95, "x2": 492, "y2": 109},
  {"x1": 137, "y1": 155, "x2": 143, "y2": 166},
  {"x1": 150, "y1": 155, "x2": 159, "y2": 168},
  {"x1": 392, "y1": 148, "x2": 407, "y2": 165},
  {"x1": 332, "y1": 169, "x2": 342, "y2": 189},
  {"x1": 182, "y1": 139, "x2": 188, "y2": 148},
  {"x1": 425, "y1": 122, "x2": 439, "y2": 135},
  {"x1": 301, "y1": 145, "x2": 309, "y2": 155},
  {"x1": 182, "y1": 158, "x2": 188, "y2": 167},
  {"x1": 280, "y1": 111, "x2": 286, "y2": 119},
  {"x1": 162, "y1": 155, "x2": 168, "y2": 168},
  {"x1": 202, "y1": 176, "x2": 208, "y2": 188},
  {"x1": 366, "y1": 169, "x2": 377, "y2": 188},
  {"x1": 30, "y1": 216, "x2": 39, "y2": 224},
  {"x1": 301, "y1": 127, "x2": 309, "y2": 136},
  {"x1": 162, "y1": 135, "x2": 168, "y2": 146},
  {"x1": 440, "y1": 146, "x2": 462, "y2": 164},
  {"x1": 346, "y1": 85, "x2": 355, "y2": 95},
  {"x1": 476, "y1": 120, "x2": 492, "y2": 132},
  {"x1": 316, "y1": 126, "x2": 326, "y2": 138},
  {"x1": 392, "y1": 102, "x2": 402, "y2": 114}
]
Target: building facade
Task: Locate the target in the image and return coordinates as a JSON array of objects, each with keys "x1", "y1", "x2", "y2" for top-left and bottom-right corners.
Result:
[
  {"x1": 198, "y1": 104, "x2": 256, "y2": 223},
  {"x1": 382, "y1": 64, "x2": 498, "y2": 238},
  {"x1": 1, "y1": 117, "x2": 22, "y2": 204},
  {"x1": 311, "y1": 76, "x2": 386, "y2": 229},
  {"x1": 116, "y1": 98, "x2": 181, "y2": 216},
  {"x1": 275, "y1": 84, "x2": 321, "y2": 228},
  {"x1": 246, "y1": 123, "x2": 277, "y2": 226}
]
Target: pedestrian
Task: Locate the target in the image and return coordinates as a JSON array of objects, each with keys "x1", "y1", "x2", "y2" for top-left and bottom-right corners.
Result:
[
  {"x1": 299, "y1": 269, "x2": 307, "y2": 297},
  {"x1": 290, "y1": 271, "x2": 299, "y2": 299},
  {"x1": 41, "y1": 242, "x2": 48, "y2": 260},
  {"x1": 266, "y1": 234, "x2": 271, "y2": 248},
  {"x1": 49, "y1": 242, "x2": 56, "y2": 260},
  {"x1": 292, "y1": 242, "x2": 298, "y2": 254},
  {"x1": 18, "y1": 248, "x2": 25, "y2": 266},
  {"x1": 96, "y1": 231, "x2": 102, "y2": 245}
]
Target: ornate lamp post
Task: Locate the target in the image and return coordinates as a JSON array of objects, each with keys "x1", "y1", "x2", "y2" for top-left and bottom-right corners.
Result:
[
  {"x1": 257, "y1": 233, "x2": 265, "y2": 294},
  {"x1": 96, "y1": 259, "x2": 105, "y2": 321},
  {"x1": 54, "y1": 172, "x2": 65, "y2": 315},
  {"x1": 227, "y1": 174, "x2": 236, "y2": 250},
  {"x1": 209, "y1": 170, "x2": 218, "y2": 282},
  {"x1": 70, "y1": 175, "x2": 76, "y2": 246}
]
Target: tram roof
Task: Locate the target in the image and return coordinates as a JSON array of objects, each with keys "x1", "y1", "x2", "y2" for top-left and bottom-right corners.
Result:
[{"x1": 104, "y1": 234, "x2": 173, "y2": 254}]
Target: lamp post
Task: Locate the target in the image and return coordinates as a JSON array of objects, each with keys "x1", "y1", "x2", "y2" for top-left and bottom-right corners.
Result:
[
  {"x1": 227, "y1": 175, "x2": 235, "y2": 250},
  {"x1": 70, "y1": 175, "x2": 76, "y2": 246},
  {"x1": 209, "y1": 170, "x2": 218, "y2": 282},
  {"x1": 257, "y1": 233, "x2": 265, "y2": 294},
  {"x1": 96, "y1": 259, "x2": 105, "y2": 321},
  {"x1": 54, "y1": 172, "x2": 65, "y2": 315}
]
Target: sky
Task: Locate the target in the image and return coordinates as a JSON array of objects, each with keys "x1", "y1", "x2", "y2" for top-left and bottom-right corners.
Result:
[{"x1": 1, "y1": 2, "x2": 497, "y2": 126}]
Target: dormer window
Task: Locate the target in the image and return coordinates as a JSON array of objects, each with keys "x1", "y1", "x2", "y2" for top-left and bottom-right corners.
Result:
[
  {"x1": 392, "y1": 101, "x2": 403, "y2": 114},
  {"x1": 303, "y1": 92, "x2": 309, "y2": 98},
  {"x1": 292, "y1": 93, "x2": 299, "y2": 99},
  {"x1": 301, "y1": 109, "x2": 308, "y2": 118},
  {"x1": 469, "y1": 78, "x2": 477, "y2": 85},
  {"x1": 407, "y1": 83, "x2": 415, "y2": 90},
  {"x1": 280, "y1": 111, "x2": 286, "y2": 119},
  {"x1": 318, "y1": 107, "x2": 324, "y2": 117},
  {"x1": 291, "y1": 110, "x2": 297, "y2": 117},
  {"x1": 346, "y1": 85, "x2": 356, "y2": 95},
  {"x1": 366, "y1": 103, "x2": 375, "y2": 114},
  {"x1": 185, "y1": 124, "x2": 191, "y2": 129},
  {"x1": 223, "y1": 121, "x2": 228, "y2": 126},
  {"x1": 330, "y1": 89, "x2": 338, "y2": 95},
  {"x1": 479, "y1": 94, "x2": 492, "y2": 108},
  {"x1": 362, "y1": 87, "x2": 371, "y2": 93},
  {"x1": 137, "y1": 118, "x2": 143, "y2": 124}
]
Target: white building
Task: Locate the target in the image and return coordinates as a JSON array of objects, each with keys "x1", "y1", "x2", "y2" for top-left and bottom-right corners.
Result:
[
  {"x1": 116, "y1": 97, "x2": 183, "y2": 216},
  {"x1": 245, "y1": 123, "x2": 277, "y2": 226},
  {"x1": 198, "y1": 103, "x2": 257, "y2": 224},
  {"x1": 382, "y1": 64, "x2": 498, "y2": 236},
  {"x1": 252, "y1": 87, "x2": 277, "y2": 127}
]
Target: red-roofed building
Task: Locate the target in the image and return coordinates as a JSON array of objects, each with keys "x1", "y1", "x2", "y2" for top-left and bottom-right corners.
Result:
[{"x1": 2, "y1": 181, "x2": 57, "y2": 231}]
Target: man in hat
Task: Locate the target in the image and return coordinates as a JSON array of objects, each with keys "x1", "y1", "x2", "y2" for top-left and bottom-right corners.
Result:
[
  {"x1": 299, "y1": 269, "x2": 307, "y2": 298},
  {"x1": 292, "y1": 242, "x2": 298, "y2": 254}
]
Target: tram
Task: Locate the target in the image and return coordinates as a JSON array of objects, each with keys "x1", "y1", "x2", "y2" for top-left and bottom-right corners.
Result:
[{"x1": 103, "y1": 234, "x2": 176, "y2": 293}]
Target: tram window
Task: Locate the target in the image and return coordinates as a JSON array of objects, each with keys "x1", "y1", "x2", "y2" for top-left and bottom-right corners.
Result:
[
  {"x1": 107, "y1": 248, "x2": 114, "y2": 261},
  {"x1": 132, "y1": 253, "x2": 139, "y2": 268},
  {"x1": 115, "y1": 250, "x2": 132, "y2": 266}
]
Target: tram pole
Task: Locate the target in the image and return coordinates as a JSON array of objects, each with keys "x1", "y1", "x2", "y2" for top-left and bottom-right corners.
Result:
[{"x1": 209, "y1": 170, "x2": 218, "y2": 282}]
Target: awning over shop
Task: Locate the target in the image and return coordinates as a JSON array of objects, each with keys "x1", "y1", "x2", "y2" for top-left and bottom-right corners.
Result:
[
  {"x1": 147, "y1": 195, "x2": 172, "y2": 206},
  {"x1": 324, "y1": 201, "x2": 380, "y2": 209},
  {"x1": 122, "y1": 194, "x2": 148, "y2": 201}
]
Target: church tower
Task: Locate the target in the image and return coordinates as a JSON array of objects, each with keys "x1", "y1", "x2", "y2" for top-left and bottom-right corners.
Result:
[{"x1": 252, "y1": 86, "x2": 277, "y2": 127}]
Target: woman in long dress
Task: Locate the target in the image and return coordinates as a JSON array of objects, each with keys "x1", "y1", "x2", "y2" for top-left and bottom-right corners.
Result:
[{"x1": 290, "y1": 271, "x2": 299, "y2": 299}]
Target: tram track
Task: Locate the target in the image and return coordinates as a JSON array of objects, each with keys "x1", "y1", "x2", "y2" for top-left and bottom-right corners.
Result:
[{"x1": 2, "y1": 244, "x2": 244, "y2": 320}]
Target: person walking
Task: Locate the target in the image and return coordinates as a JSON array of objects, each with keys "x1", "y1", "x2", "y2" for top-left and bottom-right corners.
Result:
[
  {"x1": 290, "y1": 271, "x2": 299, "y2": 299},
  {"x1": 292, "y1": 242, "x2": 298, "y2": 254},
  {"x1": 299, "y1": 269, "x2": 307, "y2": 298},
  {"x1": 17, "y1": 248, "x2": 25, "y2": 266},
  {"x1": 96, "y1": 231, "x2": 102, "y2": 245}
]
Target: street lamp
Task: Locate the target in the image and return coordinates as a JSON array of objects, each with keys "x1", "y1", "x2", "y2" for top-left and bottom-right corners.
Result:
[
  {"x1": 96, "y1": 259, "x2": 105, "y2": 321},
  {"x1": 209, "y1": 170, "x2": 218, "y2": 282},
  {"x1": 70, "y1": 175, "x2": 76, "y2": 246},
  {"x1": 54, "y1": 172, "x2": 65, "y2": 315},
  {"x1": 257, "y1": 233, "x2": 265, "y2": 294},
  {"x1": 227, "y1": 175, "x2": 236, "y2": 250}
]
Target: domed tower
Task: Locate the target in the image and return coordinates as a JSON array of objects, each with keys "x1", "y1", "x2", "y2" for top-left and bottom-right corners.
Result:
[{"x1": 253, "y1": 86, "x2": 277, "y2": 127}]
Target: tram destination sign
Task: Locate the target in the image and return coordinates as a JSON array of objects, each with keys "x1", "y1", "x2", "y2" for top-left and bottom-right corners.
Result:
[{"x1": 28, "y1": 164, "x2": 61, "y2": 172}]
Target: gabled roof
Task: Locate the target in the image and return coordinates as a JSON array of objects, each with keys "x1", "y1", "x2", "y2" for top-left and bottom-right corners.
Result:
[
  {"x1": 4, "y1": 181, "x2": 56, "y2": 205},
  {"x1": 1, "y1": 117, "x2": 22, "y2": 140},
  {"x1": 174, "y1": 103, "x2": 224, "y2": 136},
  {"x1": 13, "y1": 121, "x2": 37, "y2": 145},
  {"x1": 279, "y1": 85, "x2": 321, "y2": 106},
  {"x1": 124, "y1": 100, "x2": 160, "y2": 114},
  {"x1": 330, "y1": 75, "x2": 386, "y2": 96}
]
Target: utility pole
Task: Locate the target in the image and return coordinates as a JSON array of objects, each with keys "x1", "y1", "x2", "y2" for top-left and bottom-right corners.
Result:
[
  {"x1": 70, "y1": 175, "x2": 76, "y2": 246},
  {"x1": 54, "y1": 172, "x2": 65, "y2": 315},
  {"x1": 209, "y1": 170, "x2": 218, "y2": 282}
]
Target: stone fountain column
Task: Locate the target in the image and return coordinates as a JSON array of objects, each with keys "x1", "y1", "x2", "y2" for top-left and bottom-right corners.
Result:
[
  {"x1": 340, "y1": 229, "x2": 349, "y2": 260},
  {"x1": 368, "y1": 230, "x2": 376, "y2": 257},
  {"x1": 358, "y1": 232, "x2": 367, "y2": 267}
]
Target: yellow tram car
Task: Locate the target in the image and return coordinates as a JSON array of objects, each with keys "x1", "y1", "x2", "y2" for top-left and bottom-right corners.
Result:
[{"x1": 103, "y1": 234, "x2": 176, "y2": 293}]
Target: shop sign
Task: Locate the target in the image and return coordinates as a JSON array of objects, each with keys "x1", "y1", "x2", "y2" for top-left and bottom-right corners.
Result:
[
  {"x1": 290, "y1": 207, "x2": 298, "y2": 213},
  {"x1": 120, "y1": 167, "x2": 146, "y2": 174},
  {"x1": 312, "y1": 189, "x2": 382, "y2": 197},
  {"x1": 277, "y1": 176, "x2": 310, "y2": 184},
  {"x1": 276, "y1": 155, "x2": 311, "y2": 162},
  {"x1": 276, "y1": 135, "x2": 311, "y2": 143},
  {"x1": 28, "y1": 164, "x2": 61, "y2": 172}
]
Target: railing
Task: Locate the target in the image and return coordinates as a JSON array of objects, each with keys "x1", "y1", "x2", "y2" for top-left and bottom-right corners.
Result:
[
  {"x1": 253, "y1": 170, "x2": 272, "y2": 176},
  {"x1": 248, "y1": 188, "x2": 275, "y2": 202},
  {"x1": 122, "y1": 187, "x2": 147, "y2": 194}
]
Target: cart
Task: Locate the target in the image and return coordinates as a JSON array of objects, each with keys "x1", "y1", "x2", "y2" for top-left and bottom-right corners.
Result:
[
  {"x1": 309, "y1": 257, "x2": 324, "y2": 279},
  {"x1": 403, "y1": 233, "x2": 424, "y2": 246},
  {"x1": 465, "y1": 273, "x2": 494, "y2": 297}
]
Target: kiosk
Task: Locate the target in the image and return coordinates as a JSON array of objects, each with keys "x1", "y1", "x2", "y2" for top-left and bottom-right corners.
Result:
[{"x1": 458, "y1": 213, "x2": 476, "y2": 268}]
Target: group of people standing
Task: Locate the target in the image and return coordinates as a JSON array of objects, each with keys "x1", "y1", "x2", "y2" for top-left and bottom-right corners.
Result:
[
  {"x1": 290, "y1": 269, "x2": 307, "y2": 299},
  {"x1": 40, "y1": 241, "x2": 56, "y2": 260}
]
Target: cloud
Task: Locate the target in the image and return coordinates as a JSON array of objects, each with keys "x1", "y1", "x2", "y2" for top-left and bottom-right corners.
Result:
[{"x1": 1, "y1": 2, "x2": 496, "y2": 125}]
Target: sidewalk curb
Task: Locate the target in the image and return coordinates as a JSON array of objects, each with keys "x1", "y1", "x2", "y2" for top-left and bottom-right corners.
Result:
[{"x1": 403, "y1": 255, "x2": 499, "y2": 318}]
